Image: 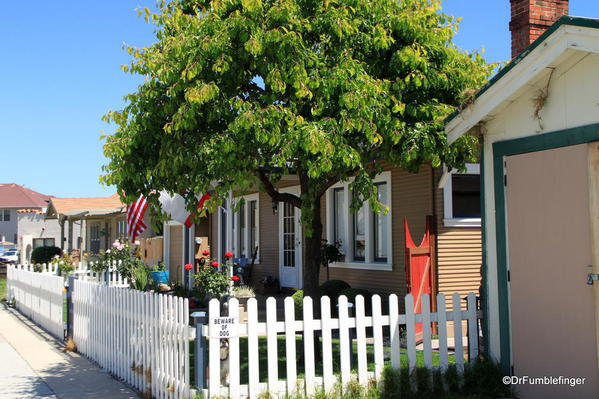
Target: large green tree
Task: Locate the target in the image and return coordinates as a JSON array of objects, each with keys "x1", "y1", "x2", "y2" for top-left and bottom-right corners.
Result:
[{"x1": 103, "y1": 0, "x2": 493, "y2": 298}]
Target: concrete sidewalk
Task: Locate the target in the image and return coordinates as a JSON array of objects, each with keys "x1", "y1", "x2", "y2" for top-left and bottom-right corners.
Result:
[{"x1": 0, "y1": 305, "x2": 139, "y2": 399}]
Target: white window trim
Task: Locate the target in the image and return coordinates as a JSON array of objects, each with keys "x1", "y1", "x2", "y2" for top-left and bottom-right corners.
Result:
[
  {"x1": 232, "y1": 193, "x2": 260, "y2": 263},
  {"x1": 325, "y1": 171, "x2": 392, "y2": 271},
  {"x1": 443, "y1": 163, "x2": 481, "y2": 227}
]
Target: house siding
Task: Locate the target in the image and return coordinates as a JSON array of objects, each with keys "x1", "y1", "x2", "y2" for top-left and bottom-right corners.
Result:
[
  {"x1": 433, "y1": 168, "x2": 482, "y2": 310},
  {"x1": 319, "y1": 163, "x2": 433, "y2": 299},
  {"x1": 169, "y1": 224, "x2": 184, "y2": 282},
  {"x1": 204, "y1": 165, "x2": 482, "y2": 305}
]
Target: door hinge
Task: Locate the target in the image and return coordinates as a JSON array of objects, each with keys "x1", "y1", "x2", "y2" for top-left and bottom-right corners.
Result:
[
  {"x1": 504, "y1": 174, "x2": 507, "y2": 186},
  {"x1": 507, "y1": 270, "x2": 511, "y2": 282}
]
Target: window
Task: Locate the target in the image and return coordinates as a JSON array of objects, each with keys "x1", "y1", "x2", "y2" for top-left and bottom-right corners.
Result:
[
  {"x1": 233, "y1": 194, "x2": 259, "y2": 260},
  {"x1": 89, "y1": 223, "x2": 101, "y2": 253},
  {"x1": 332, "y1": 188, "x2": 346, "y2": 261},
  {"x1": 442, "y1": 163, "x2": 481, "y2": 227},
  {"x1": 373, "y1": 182, "x2": 389, "y2": 262},
  {"x1": 116, "y1": 218, "x2": 127, "y2": 240},
  {"x1": 326, "y1": 171, "x2": 392, "y2": 270},
  {"x1": 33, "y1": 238, "x2": 55, "y2": 248},
  {"x1": 1, "y1": 209, "x2": 10, "y2": 222}
]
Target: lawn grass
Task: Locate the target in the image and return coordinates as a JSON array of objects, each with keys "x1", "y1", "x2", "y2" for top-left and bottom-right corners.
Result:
[
  {"x1": 190, "y1": 335, "x2": 458, "y2": 386},
  {"x1": 0, "y1": 278, "x2": 6, "y2": 301}
]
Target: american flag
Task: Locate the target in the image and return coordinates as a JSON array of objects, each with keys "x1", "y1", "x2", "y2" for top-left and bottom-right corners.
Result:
[{"x1": 127, "y1": 195, "x2": 148, "y2": 242}]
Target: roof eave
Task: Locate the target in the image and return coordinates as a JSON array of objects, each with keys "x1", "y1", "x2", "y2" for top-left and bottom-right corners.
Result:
[{"x1": 446, "y1": 17, "x2": 599, "y2": 144}]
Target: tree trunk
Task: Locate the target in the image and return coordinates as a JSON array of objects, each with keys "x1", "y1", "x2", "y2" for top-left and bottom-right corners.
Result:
[{"x1": 302, "y1": 199, "x2": 322, "y2": 301}]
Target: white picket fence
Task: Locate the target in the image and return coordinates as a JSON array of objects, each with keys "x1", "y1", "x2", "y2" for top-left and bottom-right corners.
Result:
[
  {"x1": 203, "y1": 292, "x2": 480, "y2": 399},
  {"x1": 6, "y1": 265, "x2": 65, "y2": 339},
  {"x1": 12, "y1": 262, "x2": 129, "y2": 287},
  {"x1": 72, "y1": 280, "x2": 191, "y2": 399}
]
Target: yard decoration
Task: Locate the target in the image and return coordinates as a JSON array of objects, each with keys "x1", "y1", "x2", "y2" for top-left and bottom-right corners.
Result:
[{"x1": 102, "y1": 0, "x2": 494, "y2": 299}]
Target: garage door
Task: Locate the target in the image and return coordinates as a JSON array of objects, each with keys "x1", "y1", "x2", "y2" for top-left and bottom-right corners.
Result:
[{"x1": 506, "y1": 143, "x2": 598, "y2": 398}]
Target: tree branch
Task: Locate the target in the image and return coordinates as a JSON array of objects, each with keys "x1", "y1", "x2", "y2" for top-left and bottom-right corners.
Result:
[{"x1": 256, "y1": 169, "x2": 302, "y2": 208}]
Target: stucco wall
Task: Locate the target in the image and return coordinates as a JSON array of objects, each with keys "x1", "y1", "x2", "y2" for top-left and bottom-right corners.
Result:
[{"x1": 0, "y1": 208, "x2": 18, "y2": 244}]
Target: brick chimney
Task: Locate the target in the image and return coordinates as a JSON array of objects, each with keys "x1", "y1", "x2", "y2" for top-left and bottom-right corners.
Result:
[{"x1": 510, "y1": 0, "x2": 569, "y2": 58}]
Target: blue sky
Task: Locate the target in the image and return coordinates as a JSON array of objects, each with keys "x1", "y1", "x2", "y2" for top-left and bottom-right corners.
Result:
[{"x1": 1, "y1": 1, "x2": 597, "y2": 198}]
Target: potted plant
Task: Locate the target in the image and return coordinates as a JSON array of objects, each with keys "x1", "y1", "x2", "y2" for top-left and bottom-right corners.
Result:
[
  {"x1": 231, "y1": 286, "x2": 255, "y2": 322},
  {"x1": 150, "y1": 261, "x2": 169, "y2": 285}
]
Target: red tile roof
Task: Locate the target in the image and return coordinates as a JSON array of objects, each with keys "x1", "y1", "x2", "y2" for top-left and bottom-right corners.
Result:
[{"x1": 0, "y1": 183, "x2": 51, "y2": 208}]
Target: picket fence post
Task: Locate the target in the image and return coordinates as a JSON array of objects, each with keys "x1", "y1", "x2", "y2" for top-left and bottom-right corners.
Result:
[{"x1": 192, "y1": 311, "x2": 208, "y2": 390}]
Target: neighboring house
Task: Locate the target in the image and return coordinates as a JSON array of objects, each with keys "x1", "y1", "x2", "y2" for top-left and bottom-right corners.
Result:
[
  {"x1": 446, "y1": 1, "x2": 598, "y2": 397},
  {"x1": 45, "y1": 194, "x2": 155, "y2": 256},
  {"x1": 0, "y1": 183, "x2": 67, "y2": 263}
]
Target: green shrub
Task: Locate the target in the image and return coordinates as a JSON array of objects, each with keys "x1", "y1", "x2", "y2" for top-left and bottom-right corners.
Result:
[
  {"x1": 381, "y1": 366, "x2": 401, "y2": 399},
  {"x1": 414, "y1": 367, "x2": 432, "y2": 399},
  {"x1": 338, "y1": 288, "x2": 372, "y2": 307},
  {"x1": 319, "y1": 279, "x2": 351, "y2": 298},
  {"x1": 462, "y1": 356, "x2": 511, "y2": 397},
  {"x1": 31, "y1": 246, "x2": 62, "y2": 264},
  {"x1": 291, "y1": 289, "x2": 303, "y2": 315},
  {"x1": 444, "y1": 364, "x2": 461, "y2": 394}
]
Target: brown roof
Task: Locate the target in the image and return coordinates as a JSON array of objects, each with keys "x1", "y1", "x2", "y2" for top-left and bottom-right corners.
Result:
[
  {"x1": 0, "y1": 183, "x2": 51, "y2": 208},
  {"x1": 49, "y1": 194, "x2": 125, "y2": 216}
]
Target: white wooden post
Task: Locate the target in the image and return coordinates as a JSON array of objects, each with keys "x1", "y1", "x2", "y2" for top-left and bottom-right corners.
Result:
[
  {"x1": 405, "y1": 294, "x2": 416, "y2": 371},
  {"x1": 320, "y1": 296, "x2": 334, "y2": 393},
  {"x1": 266, "y1": 297, "x2": 278, "y2": 397},
  {"x1": 371, "y1": 295, "x2": 384, "y2": 380},
  {"x1": 452, "y1": 293, "x2": 464, "y2": 373},
  {"x1": 284, "y1": 297, "x2": 297, "y2": 395},
  {"x1": 422, "y1": 294, "x2": 432, "y2": 369},
  {"x1": 437, "y1": 293, "x2": 449, "y2": 371},
  {"x1": 388, "y1": 294, "x2": 401, "y2": 369},
  {"x1": 355, "y1": 295, "x2": 367, "y2": 386},
  {"x1": 302, "y1": 296, "x2": 315, "y2": 396},
  {"x1": 338, "y1": 295, "x2": 351, "y2": 387},
  {"x1": 467, "y1": 293, "x2": 479, "y2": 361},
  {"x1": 228, "y1": 297, "x2": 240, "y2": 398},
  {"x1": 247, "y1": 298, "x2": 260, "y2": 398}
]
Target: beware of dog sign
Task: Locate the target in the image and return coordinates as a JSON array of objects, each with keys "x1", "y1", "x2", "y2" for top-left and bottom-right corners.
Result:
[{"x1": 210, "y1": 317, "x2": 239, "y2": 338}]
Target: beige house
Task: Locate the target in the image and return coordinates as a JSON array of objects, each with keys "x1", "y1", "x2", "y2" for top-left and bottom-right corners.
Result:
[
  {"x1": 164, "y1": 163, "x2": 482, "y2": 311},
  {"x1": 45, "y1": 194, "x2": 154, "y2": 256},
  {"x1": 446, "y1": 12, "x2": 599, "y2": 399}
]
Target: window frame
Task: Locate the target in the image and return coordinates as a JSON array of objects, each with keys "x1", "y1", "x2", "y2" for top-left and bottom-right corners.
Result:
[
  {"x1": 442, "y1": 163, "x2": 481, "y2": 227},
  {"x1": 32, "y1": 238, "x2": 55, "y2": 248},
  {"x1": 232, "y1": 193, "x2": 260, "y2": 263},
  {"x1": 325, "y1": 171, "x2": 392, "y2": 271},
  {"x1": 1, "y1": 209, "x2": 10, "y2": 222},
  {"x1": 116, "y1": 217, "x2": 128, "y2": 240}
]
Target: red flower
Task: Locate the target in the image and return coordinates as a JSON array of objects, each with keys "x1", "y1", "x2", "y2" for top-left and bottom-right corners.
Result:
[
  {"x1": 231, "y1": 275, "x2": 240, "y2": 282},
  {"x1": 211, "y1": 261, "x2": 219, "y2": 267},
  {"x1": 184, "y1": 263, "x2": 193, "y2": 271},
  {"x1": 202, "y1": 249, "x2": 210, "y2": 256},
  {"x1": 224, "y1": 251, "x2": 234, "y2": 259}
]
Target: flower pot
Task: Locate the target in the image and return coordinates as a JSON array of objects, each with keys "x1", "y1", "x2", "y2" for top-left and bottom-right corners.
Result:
[
  {"x1": 235, "y1": 296, "x2": 254, "y2": 323},
  {"x1": 150, "y1": 270, "x2": 169, "y2": 284}
]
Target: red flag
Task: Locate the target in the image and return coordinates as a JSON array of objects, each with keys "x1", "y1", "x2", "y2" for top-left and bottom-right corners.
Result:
[{"x1": 127, "y1": 195, "x2": 148, "y2": 242}]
